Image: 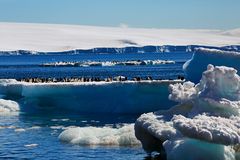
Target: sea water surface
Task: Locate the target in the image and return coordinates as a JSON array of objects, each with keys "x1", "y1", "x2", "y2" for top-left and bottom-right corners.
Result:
[
  {"x1": 0, "y1": 52, "x2": 191, "y2": 79},
  {"x1": 0, "y1": 51, "x2": 192, "y2": 159}
]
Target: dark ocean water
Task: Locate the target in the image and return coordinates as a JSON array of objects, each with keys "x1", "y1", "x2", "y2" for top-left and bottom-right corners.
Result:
[
  {"x1": 0, "y1": 114, "x2": 145, "y2": 160},
  {"x1": 0, "y1": 52, "x2": 192, "y2": 159},
  {"x1": 0, "y1": 52, "x2": 192, "y2": 79}
]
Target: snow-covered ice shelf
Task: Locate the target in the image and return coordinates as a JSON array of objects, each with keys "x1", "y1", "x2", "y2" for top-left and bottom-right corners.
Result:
[{"x1": 0, "y1": 22, "x2": 240, "y2": 52}]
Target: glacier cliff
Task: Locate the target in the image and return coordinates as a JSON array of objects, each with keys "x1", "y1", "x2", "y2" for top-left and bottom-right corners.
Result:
[{"x1": 0, "y1": 45, "x2": 239, "y2": 55}]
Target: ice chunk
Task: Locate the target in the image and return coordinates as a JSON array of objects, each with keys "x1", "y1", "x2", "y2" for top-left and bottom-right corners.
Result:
[
  {"x1": 169, "y1": 81, "x2": 197, "y2": 103},
  {"x1": 0, "y1": 79, "x2": 18, "y2": 85},
  {"x1": 15, "y1": 128, "x2": 26, "y2": 132},
  {"x1": 59, "y1": 124, "x2": 140, "y2": 146},
  {"x1": 0, "y1": 99, "x2": 19, "y2": 114},
  {"x1": 135, "y1": 113, "x2": 177, "y2": 142},
  {"x1": 135, "y1": 112, "x2": 179, "y2": 153},
  {"x1": 171, "y1": 65, "x2": 240, "y2": 117},
  {"x1": 163, "y1": 138, "x2": 235, "y2": 160},
  {"x1": 135, "y1": 65, "x2": 240, "y2": 158},
  {"x1": 198, "y1": 64, "x2": 240, "y2": 101},
  {"x1": 24, "y1": 144, "x2": 38, "y2": 148}
]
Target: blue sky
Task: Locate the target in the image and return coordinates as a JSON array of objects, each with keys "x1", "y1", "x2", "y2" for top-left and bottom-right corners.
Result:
[{"x1": 0, "y1": 0, "x2": 239, "y2": 29}]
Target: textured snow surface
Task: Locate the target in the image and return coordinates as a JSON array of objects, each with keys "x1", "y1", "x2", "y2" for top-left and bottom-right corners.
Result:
[
  {"x1": 169, "y1": 81, "x2": 197, "y2": 103},
  {"x1": 0, "y1": 23, "x2": 240, "y2": 52},
  {"x1": 135, "y1": 113, "x2": 177, "y2": 142},
  {"x1": 173, "y1": 115, "x2": 240, "y2": 145}
]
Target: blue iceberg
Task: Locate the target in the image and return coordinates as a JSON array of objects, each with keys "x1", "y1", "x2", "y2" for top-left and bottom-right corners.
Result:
[
  {"x1": 0, "y1": 80, "x2": 179, "y2": 114},
  {"x1": 184, "y1": 48, "x2": 240, "y2": 83}
]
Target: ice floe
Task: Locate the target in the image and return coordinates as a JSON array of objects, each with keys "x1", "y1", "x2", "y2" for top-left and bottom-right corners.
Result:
[
  {"x1": 42, "y1": 60, "x2": 175, "y2": 67},
  {"x1": 59, "y1": 124, "x2": 140, "y2": 146},
  {"x1": 0, "y1": 80, "x2": 178, "y2": 114}
]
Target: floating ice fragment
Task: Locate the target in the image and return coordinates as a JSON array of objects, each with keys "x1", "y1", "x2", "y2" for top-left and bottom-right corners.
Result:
[
  {"x1": 0, "y1": 99, "x2": 20, "y2": 114},
  {"x1": 15, "y1": 128, "x2": 26, "y2": 132},
  {"x1": 59, "y1": 124, "x2": 140, "y2": 146},
  {"x1": 163, "y1": 138, "x2": 235, "y2": 160},
  {"x1": 24, "y1": 144, "x2": 38, "y2": 148}
]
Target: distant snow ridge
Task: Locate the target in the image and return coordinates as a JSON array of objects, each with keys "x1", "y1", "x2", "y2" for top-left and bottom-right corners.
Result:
[
  {"x1": 0, "y1": 99, "x2": 20, "y2": 115},
  {"x1": 184, "y1": 48, "x2": 240, "y2": 83},
  {"x1": 135, "y1": 65, "x2": 240, "y2": 160},
  {"x1": 59, "y1": 124, "x2": 140, "y2": 146}
]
